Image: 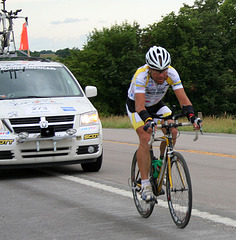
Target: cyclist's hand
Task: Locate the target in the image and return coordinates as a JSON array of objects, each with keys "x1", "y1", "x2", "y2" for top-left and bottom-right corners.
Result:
[
  {"x1": 143, "y1": 120, "x2": 156, "y2": 133},
  {"x1": 190, "y1": 116, "x2": 202, "y2": 131}
]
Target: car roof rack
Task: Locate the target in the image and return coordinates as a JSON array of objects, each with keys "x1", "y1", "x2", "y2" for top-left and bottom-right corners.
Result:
[
  {"x1": 0, "y1": 50, "x2": 51, "y2": 62},
  {"x1": 0, "y1": 1, "x2": 51, "y2": 62}
]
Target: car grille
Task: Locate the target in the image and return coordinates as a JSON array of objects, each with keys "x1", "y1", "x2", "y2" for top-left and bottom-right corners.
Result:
[
  {"x1": 9, "y1": 115, "x2": 75, "y2": 134},
  {"x1": 21, "y1": 147, "x2": 70, "y2": 158}
]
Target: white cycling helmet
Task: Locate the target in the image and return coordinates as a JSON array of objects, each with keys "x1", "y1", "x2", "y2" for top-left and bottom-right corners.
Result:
[{"x1": 145, "y1": 46, "x2": 171, "y2": 70}]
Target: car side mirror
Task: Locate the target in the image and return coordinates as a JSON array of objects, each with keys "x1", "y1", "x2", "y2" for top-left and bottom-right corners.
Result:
[{"x1": 85, "y1": 86, "x2": 97, "y2": 98}]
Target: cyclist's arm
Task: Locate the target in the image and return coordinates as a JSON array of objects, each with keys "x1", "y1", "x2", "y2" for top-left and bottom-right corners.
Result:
[
  {"x1": 174, "y1": 88, "x2": 201, "y2": 130},
  {"x1": 135, "y1": 93, "x2": 146, "y2": 113},
  {"x1": 174, "y1": 88, "x2": 192, "y2": 107}
]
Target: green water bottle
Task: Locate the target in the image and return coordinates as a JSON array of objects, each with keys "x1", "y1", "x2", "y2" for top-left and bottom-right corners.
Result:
[{"x1": 152, "y1": 157, "x2": 163, "y2": 178}]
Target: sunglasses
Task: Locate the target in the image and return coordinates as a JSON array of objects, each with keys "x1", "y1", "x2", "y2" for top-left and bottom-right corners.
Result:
[{"x1": 151, "y1": 68, "x2": 168, "y2": 74}]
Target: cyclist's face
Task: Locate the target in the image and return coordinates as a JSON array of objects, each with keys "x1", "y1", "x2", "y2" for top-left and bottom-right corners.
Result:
[{"x1": 150, "y1": 69, "x2": 168, "y2": 85}]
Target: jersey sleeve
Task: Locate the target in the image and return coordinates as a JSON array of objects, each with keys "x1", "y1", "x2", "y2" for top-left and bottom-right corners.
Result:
[
  {"x1": 133, "y1": 66, "x2": 149, "y2": 93},
  {"x1": 128, "y1": 65, "x2": 149, "y2": 100},
  {"x1": 166, "y1": 67, "x2": 183, "y2": 90},
  {"x1": 133, "y1": 75, "x2": 148, "y2": 93}
]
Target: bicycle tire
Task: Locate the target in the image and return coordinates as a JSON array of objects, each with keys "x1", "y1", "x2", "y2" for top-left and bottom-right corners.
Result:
[
  {"x1": 131, "y1": 150, "x2": 155, "y2": 218},
  {"x1": 166, "y1": 151, "x2": 192, "y2": 228}
]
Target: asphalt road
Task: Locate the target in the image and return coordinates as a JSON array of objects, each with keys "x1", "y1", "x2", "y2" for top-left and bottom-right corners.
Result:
[{"x1": 0, "y1": 128, "x2": 236, "y2": 240}]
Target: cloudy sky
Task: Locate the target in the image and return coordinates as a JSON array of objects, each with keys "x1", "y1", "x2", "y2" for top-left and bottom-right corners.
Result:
[{"x1": 6, "y1": 0, "x2": 195, "y2": 51}]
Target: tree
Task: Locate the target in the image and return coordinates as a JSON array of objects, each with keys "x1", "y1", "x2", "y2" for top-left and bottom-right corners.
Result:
[
  {"x1": 56, "y1": 48, "x2": 71, "y2": 58},
  {"x1": 59, "y1": 0, "x2": 236, "y2": 116}
]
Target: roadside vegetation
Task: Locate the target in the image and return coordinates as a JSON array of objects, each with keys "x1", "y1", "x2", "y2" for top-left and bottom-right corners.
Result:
[{"x1": 100, "y1": 115, "x2": 236, "y2": 134}]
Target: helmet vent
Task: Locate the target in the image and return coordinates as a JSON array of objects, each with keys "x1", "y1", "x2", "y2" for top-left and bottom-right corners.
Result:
[{"x1": 145, "y1": 46, "x2": 171, "y2": 70}]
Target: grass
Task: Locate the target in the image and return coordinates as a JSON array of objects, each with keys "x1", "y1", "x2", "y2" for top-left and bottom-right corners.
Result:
[
  {"x1": 100, "y1": 115, "x2": 133, "y2": 129},
  {"x1": 100, "y1": 115, "x2": 236, "y2": 134}
]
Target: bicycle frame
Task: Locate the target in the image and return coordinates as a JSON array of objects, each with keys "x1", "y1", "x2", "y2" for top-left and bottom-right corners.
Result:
[{"x1": 149, "y1": 120, "x2": 196, "y2": 196}]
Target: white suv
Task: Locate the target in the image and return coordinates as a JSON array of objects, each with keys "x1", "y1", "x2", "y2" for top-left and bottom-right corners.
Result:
[{"x1": 0, "y1": 59, "x2": 103, "y2": 172}]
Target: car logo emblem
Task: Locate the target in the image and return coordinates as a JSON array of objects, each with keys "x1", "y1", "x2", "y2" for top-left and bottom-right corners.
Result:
[{"x1": 40, "y1": 120, "x2": 49, "y2": 128}]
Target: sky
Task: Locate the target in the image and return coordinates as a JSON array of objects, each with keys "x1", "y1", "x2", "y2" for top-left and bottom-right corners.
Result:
[{"x1": 6, "y1": 0, "x2": 196, "y2": 51}]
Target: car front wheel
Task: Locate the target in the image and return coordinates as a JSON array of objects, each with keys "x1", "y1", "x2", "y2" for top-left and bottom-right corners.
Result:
[{"x1": 81, "y1": 152, "x2": 103, "y2": 172}]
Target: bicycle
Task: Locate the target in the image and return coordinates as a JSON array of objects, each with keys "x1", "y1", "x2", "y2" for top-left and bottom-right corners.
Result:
[
  {"x1": 130, "y1": 107, "x2": 202, "y2": 228},
  {"x1": 0, "y1": 0, "x2": 27, "y2": 55}
]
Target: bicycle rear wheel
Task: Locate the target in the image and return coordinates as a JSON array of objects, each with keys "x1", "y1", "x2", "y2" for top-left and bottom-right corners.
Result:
[
  {"x1": 131, "y1": 150, "x2": 155, "y2": 218},
  {"x1": 166, "y1": 151, "x2": 192, "y2": 228}
]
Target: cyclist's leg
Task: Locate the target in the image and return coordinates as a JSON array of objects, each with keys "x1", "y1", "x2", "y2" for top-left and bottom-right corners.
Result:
[
  {"x1": 153, "y1": 105, "x2": 172, "y2": 155},
  {"x1": 160, "y1": 125, "x2": 178, "y2": 152},
  {"x1": 126, "y1": 104, "x2": 151, "y2": 180},
  {"x1": 136, "y1": 126, "x2": 151, "y2": 180},
  {"x1": 126, "y1": 105, "x2": 153, "y2": 201},
  {"x1": 136, "y1": 127, "x2": 154, "y2": 201},
  {"x1": 154, "y1": 105, "x2": 178, "y2": 155}
]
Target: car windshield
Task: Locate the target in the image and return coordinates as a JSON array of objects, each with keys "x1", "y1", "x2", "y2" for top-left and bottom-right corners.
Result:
[{"x1": 0, "y1": 66, "x2": 83, "y2": 99}]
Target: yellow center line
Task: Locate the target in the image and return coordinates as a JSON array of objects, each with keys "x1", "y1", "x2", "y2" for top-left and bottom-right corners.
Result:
[{"x1": 104, "y1": 140, "x2": 236, "y2": 159}]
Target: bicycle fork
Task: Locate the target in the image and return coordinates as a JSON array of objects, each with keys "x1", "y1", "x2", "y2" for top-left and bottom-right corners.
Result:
[
  {"x1": 165, "y1": 144, "x2": 187, "y2": 192},
  {"x1": 162, "y1": 138, "x2": 174, "y2": 190}
]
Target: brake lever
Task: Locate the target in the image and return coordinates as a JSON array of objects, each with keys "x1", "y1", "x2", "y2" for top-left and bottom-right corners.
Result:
[
  {"x1": 197, "y1": 118, "x2": 203, "y2": 135},
  {"x1": 148, "y1": 122, "x2": 156, "y2": 145},
  {"x1": 193, "y1": 118, "x2": 203, "y2": 141},
  {"x1": 193, "y1": 130, "x2": 199, "y2": 141}
]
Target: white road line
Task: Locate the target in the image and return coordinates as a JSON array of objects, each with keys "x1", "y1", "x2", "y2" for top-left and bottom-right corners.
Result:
[{"x1": 41, "y1": 169, "x2": 236, "y2": 228}]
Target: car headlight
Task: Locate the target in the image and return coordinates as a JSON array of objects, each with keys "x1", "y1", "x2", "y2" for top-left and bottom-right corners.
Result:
[{"x1": 80, "y1": 112, "x2": 99, "y2": 125}]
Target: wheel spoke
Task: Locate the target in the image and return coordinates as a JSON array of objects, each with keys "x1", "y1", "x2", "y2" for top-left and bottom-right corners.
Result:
[{"x1": 166, "y1": 152, "x2": 192, "y2": 228}]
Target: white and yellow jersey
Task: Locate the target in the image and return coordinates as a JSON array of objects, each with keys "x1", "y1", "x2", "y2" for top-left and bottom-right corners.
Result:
[{"x1": 127, "y1": 64, "x2": 183, "y2": 107}]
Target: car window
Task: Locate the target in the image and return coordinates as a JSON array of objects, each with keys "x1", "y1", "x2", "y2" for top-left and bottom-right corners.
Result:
[{"x1": 0, "y1": 66, "x2": 83, "y2": 99}]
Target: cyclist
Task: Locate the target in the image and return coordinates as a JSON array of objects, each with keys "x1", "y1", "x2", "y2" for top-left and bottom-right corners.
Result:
[{"x1": 126, "y1": 46, "x2": 201, "y2": 201}]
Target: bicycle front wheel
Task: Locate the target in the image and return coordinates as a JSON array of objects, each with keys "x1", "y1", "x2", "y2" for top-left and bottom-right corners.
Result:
[
  {"x1": 131, "y1": 150, "x2": 155, "y2": 218},
  {"x1": 166, "y1": 151, "x2": 192, "y2": 228}
]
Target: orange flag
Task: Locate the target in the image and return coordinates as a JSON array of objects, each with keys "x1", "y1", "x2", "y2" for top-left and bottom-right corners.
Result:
[{"x1": 19, "y1": 22, "x2": 29, "y2": 50}]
